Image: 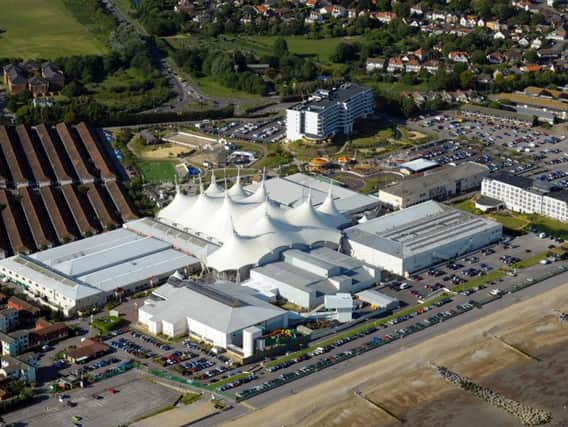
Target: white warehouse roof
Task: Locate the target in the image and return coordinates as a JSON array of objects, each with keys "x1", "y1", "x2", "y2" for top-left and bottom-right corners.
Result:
[
  {"x1": 356, "y1": 289, "x2": 398, "y2": 308},
  {"x1": 0, "y1": 228, "x2": 199, "y2": 302},
  {"x1": 345, "y1": 201, "x2": 502, "y2": 258},
  {"x1": 140, "y1": 282, "x2": 286, "y2": 335}
]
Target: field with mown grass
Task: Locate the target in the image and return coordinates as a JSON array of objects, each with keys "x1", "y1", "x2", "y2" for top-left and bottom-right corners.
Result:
[{"x1": 0, "y1": 0, "x2": 106, "y2": 58}]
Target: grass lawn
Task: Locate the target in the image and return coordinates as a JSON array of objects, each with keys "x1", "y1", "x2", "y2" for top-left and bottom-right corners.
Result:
[
  {"x1": 359, "y1": 175, "x2": 397, "y2": 194},
  {"x1": 166, "y1": 34, "x2": 360, "y2": 64},
  {"x1": 529, "y1": 215, "x2": 568, "y2": 240},
  {"x1": 0, "y1": 0, "x2": 106, "y2": 58},
  {"x1": 180, "y1": 393, "x2": 201, "y2": 405},
  {"x1": 511, "y1": 252, "x2": 548, "y2": 269},
  {"x1": 193, "y1": 76, "x2": 262, "y2": 99},
  {"x1": 92, "y1": 316, "x2": 128, "y2": 333},
  {"x1": 139, "y1": 161, "x2": 177, "y2": 183},
  {"x1": 453, "y1": 199, "x2": 568, "y2": 238},
  {"x1": 254, "y1": 144, "x2": 293, "y2": 169}
]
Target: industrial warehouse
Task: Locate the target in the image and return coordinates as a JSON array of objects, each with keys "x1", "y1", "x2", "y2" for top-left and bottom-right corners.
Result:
[
  {"x1": 0, "y1": 229, "x2": 199, "y2": 315},
  {"x1": 344, "y1": 201, "x2": 503, "y2": 276},
  {"x1": 0, "y1": 122, "x2": 136, "y2": 256},
  {"x1": 138, "y1": 280, "x2": 288, "y2": 357},
  {"x1": 245, "y1": 247, "x2": 381, "y2": 310},
  {"x1": 378, "y1": 162, "x2": 489, "y2": 209}
]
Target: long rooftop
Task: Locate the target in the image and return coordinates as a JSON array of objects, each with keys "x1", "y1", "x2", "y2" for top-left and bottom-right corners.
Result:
[{"x1": 345, "y1": 201, "x2": 502, "y2": 257}]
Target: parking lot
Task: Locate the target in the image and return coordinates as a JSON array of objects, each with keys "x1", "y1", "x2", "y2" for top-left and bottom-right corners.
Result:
[
  {"x1": 2, "y1": 370, "x2": 180, "y2": 427},
  {"x1": 197, "y1": 118, "x2": 286, "y2": 143},
  {"x1": 407, "y1": 113, "x2": 567, "y2": 179}
]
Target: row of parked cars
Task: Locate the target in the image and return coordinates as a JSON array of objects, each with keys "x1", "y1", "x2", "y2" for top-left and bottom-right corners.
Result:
[
  {"x1": 130, "y1": 331, "x2": 172, "y2": 352},
  {"x1": 175, "y1": 358, "x2": 216, "y2": 376},
  {"x1": 110, "y1": 338, "x2": 153, "y2": 359},
  {"x1": 232, "y1": 300, "x2": 480, "y2": 400},
  {"x1": 154, "y1": 351, "x2": 198, "y2": 367}
]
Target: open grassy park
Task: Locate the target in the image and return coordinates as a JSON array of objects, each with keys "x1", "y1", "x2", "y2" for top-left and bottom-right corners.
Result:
[
  {"x1": 165, "y1": 35, "x2": 360, "y2": 64},
  {"x1": 139, "y1": 161, "x2": 177, "y2": 184},
  {"x1": 0, "y1": 0, "x2": 106, "y2": 58}
]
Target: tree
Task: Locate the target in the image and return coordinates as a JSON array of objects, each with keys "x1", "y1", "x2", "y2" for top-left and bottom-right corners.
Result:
[
  {"x1": 401, "y1": 96, "x2": 418, "y2": 118},
  {"x1": 525, "y1": 49, "x2": 538, "y2": 64},
  {"x1": 459, "y1": 70, "x2": 475, "y2": 89},
  {"x1": 273, "y1": 37, "x2": 289, "y2": 57}
]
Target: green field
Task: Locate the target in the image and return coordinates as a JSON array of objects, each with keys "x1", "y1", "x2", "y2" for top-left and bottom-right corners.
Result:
[
  {"x1": 165, "y1": 34, "x2": 360, "y2": 63},
  {"x1": 193, "y1": 76, "x2": 261, "y2": 99},
  {"x1": 0, "y1": 0, "x2": 106, "y2": 58},
  {"x1": 139, "y1": 161, "x2": 176, "y2": 183}
]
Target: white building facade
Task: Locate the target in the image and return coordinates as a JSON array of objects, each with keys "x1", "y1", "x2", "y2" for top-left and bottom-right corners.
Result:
[
  {"x1": 481, "y1": 173, "x2": 568, "y2": 222},
  {"x1": 286, "y1": 83, "x2": 373, "y2": 141}
]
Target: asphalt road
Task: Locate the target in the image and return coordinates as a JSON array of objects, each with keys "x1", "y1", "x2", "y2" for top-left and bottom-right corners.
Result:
[{"x1": 194, "y1": 267, "x2": 568, "y2": 426}]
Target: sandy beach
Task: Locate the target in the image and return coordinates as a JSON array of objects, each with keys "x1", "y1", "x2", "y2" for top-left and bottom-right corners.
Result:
[{"x1": 222, "y1": 281, "x2": 568, "y2": 427}]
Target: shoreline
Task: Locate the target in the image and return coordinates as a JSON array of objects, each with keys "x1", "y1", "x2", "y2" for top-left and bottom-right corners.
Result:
[{"x1": 221, "y1": 280, "x2": 568, "y2": 427}]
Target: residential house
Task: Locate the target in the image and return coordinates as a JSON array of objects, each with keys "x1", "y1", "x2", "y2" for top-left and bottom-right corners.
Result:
[
  {"x1": 366, "y1": 57, "x2": 386, "y2": 73},
  {"x1": 7, "y1": 297, "x2": 40, "y2": 319},
  {"x1": 547, "y1": 27, "x2": 568, "y2": 41},
  {"x1": 375, "y1": 11, "x2": 397, "y2": 23},
  {"x1": 485, "y1": 20, "x2": 502, "y2": 31},
  {"x1": 27, "y1": 77, "x2": 49, "y2": 97},
  {"x1": 521, "y1": 64, "x2": 542, "y2": 72},
  {"x1": 412, "y1": 48, "x2": 427, "y2": 62},
  {"x1": 0, "y1": 330, "x2": 30, "y2": 356},
  {"x1": 423, "y1": 60, "x2": 440, "y2": 74},
  {"x1": 460, "y1": 15, "x2": 478, "y2": 28},
  {"x1": 410, "y1": 5, "x2": 423, "y2": 16},
  {"x1": 305, "y1": 11, "x2": 323, "y2": 24},
  {"x1": 0, "y1": 353, "x2": 36, "y2": 383},
  {"x1": 31, "y1": 319, "x2": 68, "y2": 347},
  {"x1": 306, "y1": 0, "x2": 318, "y2": 8},
  {"x1": 494, "y1": 31, "x2": 506, "y2": 40},
  {"x1": 448, "y1": 51, "x2": 469, "y2": 63},
  {"x1": 387, "y1": 57, "x2": 405, "y2": 73},
  {"x1": 531, "y1": 38, "x2": 543, "y2": 49},
  {"x1": 0, "y1": 309, "x2": 18, "y2": 333},
  {"x1": 406, "y1": 58, "x2": 422, "y2": 73},
  {"x1": 65, "y1": 339, "x2": 111, "y2": 364},
  {"x1": 487, "y1": 52, "x2": 506, "y2": 64},
  {"x1": 2, "y1": 65, "x2": 27, "y2": 95}
]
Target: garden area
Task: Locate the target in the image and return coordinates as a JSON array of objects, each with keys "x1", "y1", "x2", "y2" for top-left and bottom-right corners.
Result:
[
  {"x1": 453, "y1": 198, "x2": 568, "y2": 239},
  {"x1": 92, "y1": 315, "x2": 129, "y2": 333},
  {"x1": 139, "y1": 161, "x2": 177, "y2": 184}
]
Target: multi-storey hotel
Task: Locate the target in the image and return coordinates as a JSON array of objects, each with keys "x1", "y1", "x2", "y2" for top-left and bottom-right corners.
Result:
[
  {"x1": 286, "y1": 83, "x2": 373, "y2": 142},
  {"x1": 480, "y1": 173, "x2": 568, "y2": 222}
]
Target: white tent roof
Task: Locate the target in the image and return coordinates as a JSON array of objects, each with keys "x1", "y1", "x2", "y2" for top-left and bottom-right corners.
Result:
[{"x1": 158, "y1": 177, "x2": 344, "y2": 272}]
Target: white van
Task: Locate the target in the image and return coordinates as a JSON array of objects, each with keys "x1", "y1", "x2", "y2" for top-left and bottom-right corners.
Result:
[{"x1": 399, "y1": 283, "x2": 410, "y2": 290}]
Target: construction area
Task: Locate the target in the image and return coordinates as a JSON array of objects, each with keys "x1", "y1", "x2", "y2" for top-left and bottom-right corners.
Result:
[{"x1": 0, "y1": 122, "x2": 137, "y2": 255}]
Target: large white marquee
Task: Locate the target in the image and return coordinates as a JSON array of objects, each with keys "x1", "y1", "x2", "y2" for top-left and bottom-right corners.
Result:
[{"x1": 157, "y1": 172, "x2": 348, "y2": 273}]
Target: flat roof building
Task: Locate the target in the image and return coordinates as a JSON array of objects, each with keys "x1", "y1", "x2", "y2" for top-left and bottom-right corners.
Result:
[
  {"x1": 379, "y1": 162, "x2": 489, "y2": 209},
  {"x1": 344, "y1": 201, "x2": 502, "y2": 276},
  {"x1": 399, "y1": 158, "x2": 439, "y2": 175},
  {"x1": 0, "y1": 228, "x2": 199, "y2": 316},
  {"x1": 481, "y1": 172, "x2": 568, "y2": 222},
  {"x1": 286, "y1": 83, "x2": 373, "y2": 141},
  {"x1": 245, "y1": 247, "x2": 381, "y2": 310},
  {"x1": 138, "y1": 281, "x2": 288, "y2": 355},
  {"x1": 245, "y1": 173, "x2": 379, "y2": 216}
]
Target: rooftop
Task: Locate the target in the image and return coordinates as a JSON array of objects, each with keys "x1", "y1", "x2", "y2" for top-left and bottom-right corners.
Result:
[
  {"x1": 141, "y1": 282, "x2": 286, "y2": 334},
  {"x1": 345, "y1": 201, "x2": 502, "y2": 258},
  {"x1": 0, "y1": 228, "x2": 199, "y2": 302},
  {"x1": 488, "y1": 172, "x2": 533, "y2": 189},
  {"x1": 382, "y1": 162, "x2": 488, "y2": 198},
  {"x1": 400, "y1": 158, "x2": 439, "y2": 173},
  {"x1": 245, "y1": 173, "x2": 378, "y2": 215},
  {"x1": 247, "y1": 247, "x2": 377, "y2": 297},
  {"x1": 290, "y1": 83, "x2": 370, "y2": 112}
]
